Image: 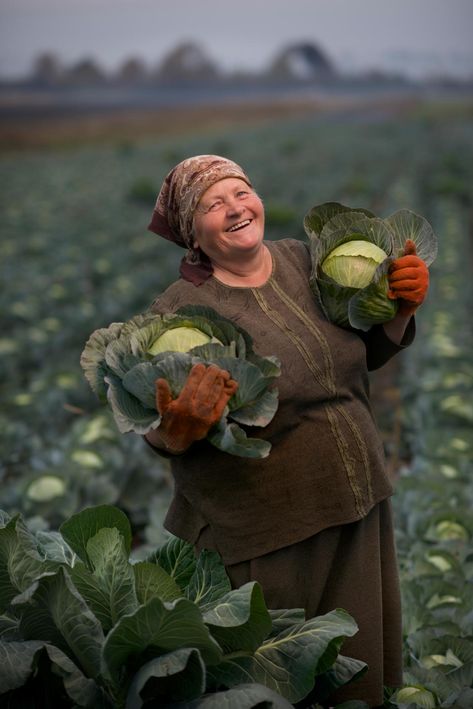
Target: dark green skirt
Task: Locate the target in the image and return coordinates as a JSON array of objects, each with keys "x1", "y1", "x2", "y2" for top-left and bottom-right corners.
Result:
[{"x1": 196, "y1": 498, "x2": 403, "y2": 707}]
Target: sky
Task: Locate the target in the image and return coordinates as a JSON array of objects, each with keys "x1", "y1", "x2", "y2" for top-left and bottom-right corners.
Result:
[{"x1": 1, "y1": 0, "x2": 473, "y2": 80}]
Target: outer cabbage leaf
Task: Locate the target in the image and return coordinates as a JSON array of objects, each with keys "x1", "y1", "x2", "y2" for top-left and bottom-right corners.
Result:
[
  {"x1": 105, "y1": 373, "x2": 160, "y2": 435},
  {"x1": 314, "y1": 275, "x2": 360, "y2": 328},
  {"x1": 125, "y1": 648, "x2": 206, "y2": 706},
  {"x1": 122, "y1": 355, "x2": 193, "y2": 409},
  {"x1": 80, "y1": 322, "x2": 123, "y2": 401},
  {"x1": 208, "y1": 418, "x2": 272, "y2": 459},
  {"x1": 206, "y1": 608, "x2": 362, "y2": 703},
  {"x1": 230, "y1": 388, "x2": 279, "y2": 427},
  {"x1": 208, "y1": 357, "x2": 273, "y2": 417},
  {"x1": 304, "y1": 201, "x2": 375, "y2": 240},
  {"x1": 318, "y1": 217, "x2": 394, "y2": 258},
  {"x1": 169, "y1": 683, "x2": 294, "y2": 708},
  {"x1": 348, "y1": 259, "x2": 399, "y2": 331},
  {"x1": 386, "y1": 209, "x2": 438, "y2": 264},
  {"x1": 203, "y1": 581, "x2": 272, "y2": 654}
]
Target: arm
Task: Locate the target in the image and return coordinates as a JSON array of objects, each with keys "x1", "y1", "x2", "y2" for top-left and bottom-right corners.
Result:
[
  {"x1": 364, "y1": 238, "x2": 429, "y2": 362},
  {"x1": 382, "y1": 311, "x2": 413, "y2": 346}
]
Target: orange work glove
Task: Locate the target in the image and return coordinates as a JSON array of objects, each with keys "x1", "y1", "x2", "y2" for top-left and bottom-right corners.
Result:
[
  {"x1": 388, "y1": 239, "x2": 429, "y2": 317},
  {"x1": 155, "y1": 363, "x2": 238, "y2": 454}
]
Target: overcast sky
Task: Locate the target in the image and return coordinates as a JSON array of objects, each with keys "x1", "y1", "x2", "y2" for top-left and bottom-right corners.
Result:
[{"x1": 1, "y1": 0, "x2": 473, "y2": 80}]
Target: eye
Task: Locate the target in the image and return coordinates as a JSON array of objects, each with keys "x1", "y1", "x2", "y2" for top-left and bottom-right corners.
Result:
[
  {"x1": 236, "y1": 190, "x2": 249, "y2": 198},
  {"x1": 207, "y1": 199, "x2": 224, "y2": 212}
]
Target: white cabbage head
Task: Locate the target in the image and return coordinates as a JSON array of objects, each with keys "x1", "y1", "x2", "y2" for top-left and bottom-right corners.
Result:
[
  {"x1": 147, "y1": 326, "x2": 221, "y2": 356},
  {"x1": 321, "y1": 240, "x2": 388, "y2": 289}
]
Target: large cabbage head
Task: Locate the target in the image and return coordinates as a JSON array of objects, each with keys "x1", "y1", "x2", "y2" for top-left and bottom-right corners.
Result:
[
  {"x1": 304, "y1": 202, "x2": 438, "y2": 330},
  {"x1": 80, "y1": 305, "x2": 281, "y2": 459}
]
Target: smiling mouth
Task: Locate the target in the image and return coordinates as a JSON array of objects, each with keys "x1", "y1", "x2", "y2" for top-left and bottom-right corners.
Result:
[{"x1": 227, "y1": 219, "x2": 251, "y2": 232}]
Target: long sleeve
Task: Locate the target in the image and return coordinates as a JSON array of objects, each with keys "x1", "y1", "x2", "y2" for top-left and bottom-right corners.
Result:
[{"x1": 358, "y1": 318, "x2": 416, "y2": 371}]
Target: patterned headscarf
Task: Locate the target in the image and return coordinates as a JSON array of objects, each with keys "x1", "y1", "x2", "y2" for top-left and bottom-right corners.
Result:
[{"x1": 148, "y1": 155, "x2": 252, "y2": 285}]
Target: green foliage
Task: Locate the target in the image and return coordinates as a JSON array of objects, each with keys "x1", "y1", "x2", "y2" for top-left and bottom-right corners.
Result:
[
  {"x1": 127, "y1": 177, "x2": 160, "y2": 205},
  {"x1": 389, "y1": 190, "x2": 473, "y2": 707},
  {"x1": 0, "y1": 505, "x2": 364, "y2": 707}
]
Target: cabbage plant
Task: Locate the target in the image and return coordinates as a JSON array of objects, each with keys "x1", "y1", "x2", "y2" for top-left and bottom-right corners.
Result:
[
  {"x1": 0, "y1": 505, "x2": 366, "y2": 708},
  {"x1": 304, "y1": 202, "x2": 438, "y2": 330},
  {"x1": 80, "y1": 305, "x2": 280, "y2": 459}
]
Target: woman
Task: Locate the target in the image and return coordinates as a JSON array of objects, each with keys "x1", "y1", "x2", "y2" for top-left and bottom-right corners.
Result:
[{"x1": 144, "y1": 155, "x2": 429, "y2": 706}]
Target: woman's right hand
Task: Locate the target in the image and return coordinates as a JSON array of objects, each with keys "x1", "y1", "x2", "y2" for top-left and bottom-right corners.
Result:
[{"x1": 151, "y1": 363, "x2": 238, "y2": 454}]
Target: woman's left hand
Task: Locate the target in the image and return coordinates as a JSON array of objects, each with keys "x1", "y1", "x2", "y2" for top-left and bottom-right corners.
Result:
[{"x1": 388, "y1": 239, "x2": 429, "y2": 317}]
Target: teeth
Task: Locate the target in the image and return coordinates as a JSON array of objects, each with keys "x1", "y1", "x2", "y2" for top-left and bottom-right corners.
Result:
[{"x1": 228, "y1": 219, "x2": 251, "y2": 232}]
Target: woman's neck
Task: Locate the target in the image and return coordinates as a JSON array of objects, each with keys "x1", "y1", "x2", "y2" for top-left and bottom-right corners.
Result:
[{"x1": 211, "y1": 244, "x2": 272, "y2": 287}]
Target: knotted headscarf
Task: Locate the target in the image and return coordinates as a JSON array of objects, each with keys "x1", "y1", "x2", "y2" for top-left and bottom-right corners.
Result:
[{"x1": 148, "y1": 155, "x2": 252, "y2": 285}]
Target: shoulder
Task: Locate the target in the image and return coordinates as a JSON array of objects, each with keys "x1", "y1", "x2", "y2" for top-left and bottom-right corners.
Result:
[
  {"x1": 150, "y1": 276, "x2": 220, "y2": 315},
  {"x1": 270, "y1": 237, "x2": 311, "y2": 278},
  {"x1": 150, "y1": 278, "x2": 197, "y2": 314}
]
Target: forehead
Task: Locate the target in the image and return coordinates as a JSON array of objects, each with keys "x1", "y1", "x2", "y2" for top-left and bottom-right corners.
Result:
[{"x1": 199, "y1": 177, "x2": 250, "y2": 202}]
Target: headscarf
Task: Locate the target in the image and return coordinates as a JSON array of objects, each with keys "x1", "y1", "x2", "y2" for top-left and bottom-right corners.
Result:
[{"x1": 148, "y1": 155, "x2": 252, "y2": 285}]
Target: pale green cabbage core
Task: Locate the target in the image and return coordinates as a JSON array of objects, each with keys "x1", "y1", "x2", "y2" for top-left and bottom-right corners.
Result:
[
  {"x1": 148, "y1": 326, "x2": 218, "y2": 355},
  {"x1": 321, "y1": 239, "x2": 388, "y2": 289},
  {"x1": 27, "y1": 475, "x2": 66, "y2": 502}
]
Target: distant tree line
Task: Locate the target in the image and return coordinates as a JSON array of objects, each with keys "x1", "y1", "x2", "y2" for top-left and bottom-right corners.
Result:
[{"x1": 23, "y1": 41, "x2": 341, "y2": 88}]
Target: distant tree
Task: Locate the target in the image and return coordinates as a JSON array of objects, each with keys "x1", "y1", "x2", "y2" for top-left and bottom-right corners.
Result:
[
  {"x1": 31, "y1": 52, "x2": 63, "y2": 85},
  {"x1": 267, "y1": 41, "x2": 336, "y2": 81},
  {"x1": 116, "y1": 57, "x2": 149, "y2": 84},
  {"x1": 155, "y1": 41, "x2": 220, "y2": 83},
  {"x1": 64, "y1": 58, "x2": 107, "y2": 85}
]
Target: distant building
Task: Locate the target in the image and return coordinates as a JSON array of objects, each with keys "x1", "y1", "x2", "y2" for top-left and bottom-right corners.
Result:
[{"x1": 267, "y1": 42, "x2": 336, "y2": 81}]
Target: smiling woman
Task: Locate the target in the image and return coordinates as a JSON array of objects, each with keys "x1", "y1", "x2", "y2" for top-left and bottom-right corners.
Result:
[{"x1": 142, "y1": 153, "x2": 430, "y2": 706}]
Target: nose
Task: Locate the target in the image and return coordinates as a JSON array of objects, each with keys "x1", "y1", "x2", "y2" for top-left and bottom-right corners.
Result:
[{"x1": 225, "y1": 196, "x2": 245, "y2": 215}]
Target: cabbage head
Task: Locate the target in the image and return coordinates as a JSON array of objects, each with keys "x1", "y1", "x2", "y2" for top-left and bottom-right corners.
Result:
[
  {"x1": 80, "y1": 305, "x2": 280, "y2": 459},
  {"x1": 321, "y1": 240, "x2": 388, "y2": 289},
  {"x1": 304, "y1": 202, "x2": 438, "y2": 330},
  {"x1": 147, "y1": 326, "x2": 221, "y2": 355}
]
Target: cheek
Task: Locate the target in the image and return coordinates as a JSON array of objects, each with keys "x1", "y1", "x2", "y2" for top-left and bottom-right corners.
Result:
[{"x1": 192, "y1": 218, "x2": 220, "y2": 251}]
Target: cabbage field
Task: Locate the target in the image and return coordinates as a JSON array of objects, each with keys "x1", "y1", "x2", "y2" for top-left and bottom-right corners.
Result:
[{"x1": 1, "y1": 97, "x2": 473, "y2": 707}]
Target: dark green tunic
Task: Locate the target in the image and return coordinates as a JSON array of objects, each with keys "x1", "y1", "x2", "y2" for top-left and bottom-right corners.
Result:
[{"x1": 150, "y1": 239, "x2": 414, "y2": 564}]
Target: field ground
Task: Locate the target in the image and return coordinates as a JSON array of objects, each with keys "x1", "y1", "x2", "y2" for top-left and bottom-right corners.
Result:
[{"x1": 2, "y1": 88, "x2": 472, "y2": 151}]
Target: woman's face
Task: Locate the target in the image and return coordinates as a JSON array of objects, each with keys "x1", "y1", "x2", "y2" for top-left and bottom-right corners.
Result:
[{"x1": 192, "y1": 178, "x2": 265, "y2": 264}]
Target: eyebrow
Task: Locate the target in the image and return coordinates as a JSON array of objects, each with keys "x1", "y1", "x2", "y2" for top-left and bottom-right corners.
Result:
[{"x1": 206, "y1": 186, "x2": 249, "y2": 201}]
